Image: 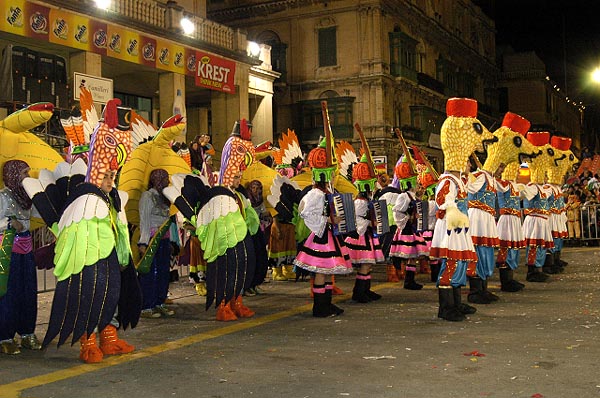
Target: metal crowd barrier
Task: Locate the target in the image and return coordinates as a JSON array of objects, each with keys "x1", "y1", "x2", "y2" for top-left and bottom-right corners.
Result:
[{"x1": 580, "y1": 204, "x2": 600, "y2": 240}]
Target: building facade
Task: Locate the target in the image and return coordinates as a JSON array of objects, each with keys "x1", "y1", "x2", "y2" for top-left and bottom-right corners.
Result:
[
  {"x1": 0, "y1": 0, "x2": 278, "y2": 157},
  {"x1": 208, "y1": 0, "x2": 500, "y2": 172},
  {"x1": 498, "y1": 50, "x2": 583, "y2": 152}
]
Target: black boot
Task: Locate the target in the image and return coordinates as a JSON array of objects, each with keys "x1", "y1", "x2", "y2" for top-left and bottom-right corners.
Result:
[
  {"x1": 481, "y1": 279, "x2": 499, "y2": 301},
  {"x1": 437, "y1": 288, "x2": 465, "y2": 321},
  {"x1": 325, "y1": 285, "x2": 344, "y2": 316},
  {"x1": 365, "y1": 275, "x2": 382, "y2": 301},
  {"x1": 312, "y1": 286, "x2": 331, "y2": 317},
  {"x1": 453, "y1": 286, "x2": 476, "y2": 314},
  {"x1": 542, "y1": 251, "x2": 559, "y2": 274},
  {"x1": 556, "y1": 251, "x2": 568, "y2": 267},
  {"x1": 552, "y1": 252, "x2": 565, "y2": 273},
  {"x1": 403, "y1": 270, "x2": 423, "y2": 290},
  {"x1": 526, "y1": 265, "x2": 549, "y2": 282},
  {"x1": 467, "y1": 277, "x2": 492, "y2": 304},
  {"x1": 430, "y1": 262, "x2": 441, "y2": 283},
  {"x1": 499, "y1": 267, "x2": 523, "y2": 292},
  {"x1": 352, "y1": 275, "x2": 371, "y2": 303}
]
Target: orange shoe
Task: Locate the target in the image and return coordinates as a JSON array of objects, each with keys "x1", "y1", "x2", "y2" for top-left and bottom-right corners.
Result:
[
  {"x1": 100, "y1": 325, "x2": 135, "y2": 355},
  {"x1": 230, "y1": 296, "x2": 255, "y2": 318},
  {"x1": 386, "y1": 265, "x2": 400, "y2": 282},
  {"x1": 216, "y1": 300, "x2": 238, "y2": 322},
  {"x1": 79, "y1": 333, "x2": 103, "y2": 364},
  {"x1": 331, "y1": 276, "x2": 344, "y2": 295}
]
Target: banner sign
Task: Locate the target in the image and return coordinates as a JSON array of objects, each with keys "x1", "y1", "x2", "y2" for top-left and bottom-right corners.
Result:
[
  {"x1": 0, "y1": 0, "x2": 237, "y2": 94},
  {"x1": 194, "y1": 50, "x2": 236, "y2": 94},
  {"x1": 74, "y1": 73, "x2": 113, "y2": 104}
]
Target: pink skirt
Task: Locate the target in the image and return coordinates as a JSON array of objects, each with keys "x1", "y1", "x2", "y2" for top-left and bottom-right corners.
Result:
[
  {"x1": 389, "y1": 228, "x2": 425, "y2": 259},
  {"x1": 294, "y1": 226, "x2": 353, "y2": 275},
  {"x1": 344, "y1": 232, "x2": 385, "y2": 264}
]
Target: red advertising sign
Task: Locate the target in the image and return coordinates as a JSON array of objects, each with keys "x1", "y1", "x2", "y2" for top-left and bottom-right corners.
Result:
[{"x1": 194, "y1": 50, "x2": 236, "y2": 94}]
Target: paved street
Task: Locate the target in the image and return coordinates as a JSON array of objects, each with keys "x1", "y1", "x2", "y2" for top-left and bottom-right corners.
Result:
[{"x1": 1, "y1": 246, "x2": 600, "y2": 398}]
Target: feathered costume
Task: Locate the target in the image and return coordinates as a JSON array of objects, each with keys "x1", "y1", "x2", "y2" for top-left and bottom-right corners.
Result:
[
  {"x1": 267, "y1": 130, "x2": 305, "y2": 281},
  {"x1": 23, "y1": 99, "x2": 141, "y2": 362},
  {"x1": 164, "y1": 119, "x2": 259, "y2": 321}
]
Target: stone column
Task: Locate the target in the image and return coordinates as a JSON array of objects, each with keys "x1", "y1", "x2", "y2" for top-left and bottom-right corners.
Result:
[
  {"x1": 158, "y1": 72, "x2": 186, "y2": 142},
  {"x1": 70, "y1": 51, "x2": 102, "y2": 114}
]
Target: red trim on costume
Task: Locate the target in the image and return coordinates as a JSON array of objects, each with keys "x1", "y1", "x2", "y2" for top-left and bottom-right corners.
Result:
[
  {"x1": 500, "y1": 208, "x2": 521, "y2": 217},
  {"x1": 471, "y1": 236, "x2": 500, "y2": 246},
  {"x1": 499, "y1": 239, "x2": 526, "y2": 249},
  {"x1": 468, "y1": 200, "x2": 496, "y2": 216},
  {"x1": 430, "y1": 247, "x2": 477, "y2": 261}
]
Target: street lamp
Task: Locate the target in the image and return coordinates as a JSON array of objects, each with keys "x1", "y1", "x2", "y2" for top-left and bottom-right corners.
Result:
[{"x1": 592, "y1": 67, "x2": 600, "y2": 83}]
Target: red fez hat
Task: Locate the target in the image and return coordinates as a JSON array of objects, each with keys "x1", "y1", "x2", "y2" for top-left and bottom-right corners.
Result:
[
  {"x1": 550, "y1": 136, "x2": 572, "y2": 151},
  {"x1": 446, "y1": 98, "x2": 478, "y2": 117},
  {"x1": 526, "y1": 131, "x2": 550, "y2": 146},
  {"x1": 501, "y1": 112, "x2": 530, "y2": 135}
]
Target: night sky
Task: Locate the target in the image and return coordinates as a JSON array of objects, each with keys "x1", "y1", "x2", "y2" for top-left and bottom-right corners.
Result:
[{"x1": 488, "y1": 0, "x2": 600, "y2": 104}]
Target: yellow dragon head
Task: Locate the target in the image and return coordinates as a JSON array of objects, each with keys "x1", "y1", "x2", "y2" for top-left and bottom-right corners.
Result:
[
  {"x1": 0, "y1": 102, "x2": 64, "y2": 188},
  {"x1": 547, "y1": 136, "x2": 578, "y2": 185},
  {"x1": 484, "y1": 112, "x2": 540, "y2": 173},
  {"x1": 440, "y1": 98, "x2": 495, "y2": 172}
]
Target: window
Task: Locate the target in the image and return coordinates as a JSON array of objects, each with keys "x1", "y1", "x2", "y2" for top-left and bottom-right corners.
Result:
[
  {"x1": 436, "y1": 57, "x2": 458, "y2": 93},
  {"x1": 270, "y1": 42, "x2": 288, "y2": 82},
  {"x1": 318, "y1": 27, "x2": 337, "y2": 67},
  {"x1": 389, "y1": 30, "x2": 418, "y2": 81},
  {"x1": 115, "y1": 92, "x2": 152, "y2": 120},
  {"x1": 297, "y1": 96, "x2": 354, "y2": 142}
]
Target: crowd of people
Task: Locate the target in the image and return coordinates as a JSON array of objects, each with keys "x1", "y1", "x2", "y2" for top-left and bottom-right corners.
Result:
[{"x1": 0, "y1": 96, "x2": 581, "y2": 364}]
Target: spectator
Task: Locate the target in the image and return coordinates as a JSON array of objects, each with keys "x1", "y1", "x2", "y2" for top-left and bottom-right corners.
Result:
[{"x1": 581, "y1": 146, "x2": 594, "y2": 160}]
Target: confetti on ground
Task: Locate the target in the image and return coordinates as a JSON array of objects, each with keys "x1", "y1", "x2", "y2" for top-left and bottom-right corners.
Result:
[
  {"x1": 531, "y1": 394, "x2": 544, "y2": 398},
  {"x1": 463, "y1": 351, "x2": 486, "y2": 357},
  {"x1": 362, "y1": 355, "x2": 396, "y2": 360}
]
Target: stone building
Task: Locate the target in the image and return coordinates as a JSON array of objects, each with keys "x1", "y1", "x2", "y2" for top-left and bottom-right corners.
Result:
[
  {"x1": 0, "y1": 0, "x2": 278, "y2": 156},
  {"x1": 498, "y1": 50, "x2": 583, "y2": 151},
  {"x1": 208, "y1": 0, "x2": 499, "y2": 172}
]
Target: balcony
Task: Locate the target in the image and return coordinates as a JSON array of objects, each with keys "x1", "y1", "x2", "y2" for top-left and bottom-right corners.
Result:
[
  {"x1": 417, "y1": 73, "x2": 445, "y2": 95},
  {"x1": 48, "y1": 0, "x2": 237, "y2": 52}
]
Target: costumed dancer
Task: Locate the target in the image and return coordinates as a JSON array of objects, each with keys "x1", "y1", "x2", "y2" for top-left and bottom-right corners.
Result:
[
  {"x1": 0, "y1": 161, "x2": 41, "y2": 354},
  {"x1": 520, "y1": 132, "x2": 555, "y2": 282},
  {"x1": 0, "y1": 103, "x2": 63, "y2": 355},
  {"x1": 543, "y1": 136, "x2": 577, "y2": 273},
  {"x1": 137, "y1": 169, "x2": 177, "y2": 318},
  {"x1": 430, "y1": 98, "x2": 494, "y2": 321},
  {"x1": 228, "y1": 121, "x2": 269, "y2": 302},
  {"x1": 164, "y1": 120, "x2": 258, "y2": 322},
  {"x1": 345, "y1": 124, "x2": 385, "y2": 303},
  {"x1": 388, "y1": 130, "x2": 425, "y2": 290},
  {"x1": 374, "y1": 159, "x2": 402, "y2": 283},
  {"x1": 294, "y1": 102, "x2": 353, "y2": 317},
  {"x1": 24, "y1": 100, "x2": 141, "y2": 363},
  {"x1": 412, "y1": 149, "x2": 441, "y2": 282},
  {"x1": 492, "y1": 113, "x2": 539, "y2": 292},
  {"x1": 269, "y1": 130, "x2": 305, "y2": 281}
]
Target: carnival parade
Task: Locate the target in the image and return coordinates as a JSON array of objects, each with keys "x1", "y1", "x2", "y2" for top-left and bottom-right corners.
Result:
[{"x1": 0, "y1": 91, "x2": 582, "y2": 368}]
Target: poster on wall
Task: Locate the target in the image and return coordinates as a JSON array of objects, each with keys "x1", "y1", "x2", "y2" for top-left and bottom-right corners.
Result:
[
  {"x1": 74, "y1": 72, "x2": 113, "y2": 104},
  {"x1": 194, "y1": 50, "x2": 236, "y2": 94}
]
